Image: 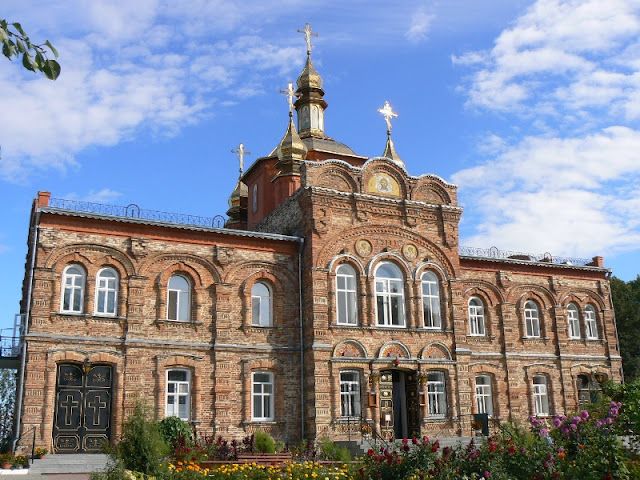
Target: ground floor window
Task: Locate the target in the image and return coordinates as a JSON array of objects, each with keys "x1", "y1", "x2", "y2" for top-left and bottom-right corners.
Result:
[
  {"x1": 427, "y1": 371, "x2": 447, "y2": 418},
  {"x1": 166, "y1": 369, "x2": 190, "y2": 420},
  {"x1": 577, "y1": 374, "x2": 602, "y2": 406},
  {"x1": 340, "y1": 370, "x2": 361, "y2": 417},
  {"x1": 252, "y1": 372, "x2": 274, "y2": 421},
  {"x1": 475, "y1": 375, "x2": 494, "y2": 416},
  {"x1": 532, "y1": 375, "x2": 550, "y2": 416}
]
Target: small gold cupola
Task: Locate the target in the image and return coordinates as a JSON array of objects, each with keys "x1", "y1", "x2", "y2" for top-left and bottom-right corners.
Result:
[
  {"x1": 294, "y1": 23, "x2": 327, "y2": 138},
  {"x1": 378, "y1": 100, "x2": 405, "y2": 168},
  {"x1": 225, "y1": 143, "x2": 249, "y2": 229},
  {"x1": 275, "y1": 83, "x2": 308, "y2": 176}
]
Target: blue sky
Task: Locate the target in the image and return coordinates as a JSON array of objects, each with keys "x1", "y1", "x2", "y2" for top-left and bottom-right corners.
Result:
[{"x1": 2, "y1": 0, "x2": 640, "y2": 331}]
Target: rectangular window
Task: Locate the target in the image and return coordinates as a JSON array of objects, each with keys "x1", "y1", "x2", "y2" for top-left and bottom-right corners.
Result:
[
  {"x1": 422, "y1": 279, "x2": 442, "y2": 329},
  {"x1": 340, "y1": 371, "x2": 361, "y2": 417},
  {"x1": 336, "y1": 273, "x2": 357, "y2": 325},
  {"x1": 376, "y1": 279, "x2": 405, "y2": 327},
  {"x1": 567, "y1": 307, "x2": 580, "y2": 339},
  {"x1": 475, "y1": 376, "x2": 493, "y2": 416},
  {"x1": 166, "y1": 369, "x2": 190, "y2": 420},
  {"x1": 168, "y1": 290, "x2": 179, "y2": 320},
  {"x1": 252, "y1": 372, "x2": 274, "y2": 421},
  {"x1": 584, "y1": 309, "x2": 598, "y2": 339},
  {"x1": 533, "y1": 375, "x2": 550, "y2": 416},
  {"x1": 427, "y1": 372, "x2": 447, "y2": 418}
]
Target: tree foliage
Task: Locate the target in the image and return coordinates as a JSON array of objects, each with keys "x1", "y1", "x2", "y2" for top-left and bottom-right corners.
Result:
[
  {"x1": 0, "y1": 19, "x2": 60, "y2": 80},
  {"x1": 610, "y1": 276, "x2": 640, "y2": 381},
  {"x1": 0, "y1": 369, "x2": 17, "y2": 452}
]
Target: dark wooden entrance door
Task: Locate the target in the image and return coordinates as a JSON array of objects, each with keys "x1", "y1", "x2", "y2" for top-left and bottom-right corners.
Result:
[
  {"x1": 53, "y1": 363, "x2": 113, "y2": 453},
  {"x1": 379, "y1": 369, "x2": 421, "y2": 439}
]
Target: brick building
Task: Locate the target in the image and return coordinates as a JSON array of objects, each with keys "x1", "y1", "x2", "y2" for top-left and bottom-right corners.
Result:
[{"x1": 14, "y1": 34, "x2": 622, "y2": 453}]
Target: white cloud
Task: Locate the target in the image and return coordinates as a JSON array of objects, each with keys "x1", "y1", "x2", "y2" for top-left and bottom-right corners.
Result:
[
  {"x1": 453, "y1": 127, "x2": 640, "y2": 257},
  {"x1": 405, "y1": 6, "x2": 434, "y2": 43},
  {"x1": 64, "y1": 189, "x2": 124, "y2": 203}
]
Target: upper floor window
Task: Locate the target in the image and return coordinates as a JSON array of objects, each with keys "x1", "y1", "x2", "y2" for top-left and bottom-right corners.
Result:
[
  {"x1": 427, "y1": 371, "x2": 447, "y2": 418},
  {"x1": 167, "y1": 275, "x2": 191, "y2": 321},
  {"x1": 375, "y1": 262, "x2": 405, "y2": 327},
  {"x1": 166, "y1": 369, "x2": 191, "y2": 421},
  {"x1": 252, "y1": 372, "x2": 274, "y2": 421},
  {"x1": 336, "y1": 264, "x2": 358, "y2": 326},
  {"x1": 61, "y1": 264, "x2": 86, "y2": 314},
  {"x1": 421, "y1": 271, "x2": 442, "y2": 329},
  {"x1": 475, "y1": 375, "x2": 494, "y2": 417},
  {"x1": 251, "y1": 282, "x2": 272, "y2": 327},
  {"x1": 524, "y1": 300, "x2": 541, "y2": 338},
  {"x1": 339, "y1": 371, "x2": 361, "y2": 418},
  {"x1": 577, "y1": 374, "x2": 602, "y2": 407},
  {"x1": 95, "y1": 267, "x2": 118, "y2": 316},
  {"x1": 468, "y1": 297, "x2": 486, "y2": 336},
  {"x1": 567, "y1": 303, "x2": 581, "y2": 339},
  {"x1": 584, "y1": 305, "x2": 598, "y2": 339},
  {"x1": 532, "y1": 375, "x2": 550, "y2": 416}
]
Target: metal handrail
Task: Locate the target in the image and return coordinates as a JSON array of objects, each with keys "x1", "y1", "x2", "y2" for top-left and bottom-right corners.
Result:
[
  {"x1": 0, "y1": 333, "x2": 20, "y2": 358},
  {"x1": 14, "y1": 426, "x2": 37, "y2": 466}
]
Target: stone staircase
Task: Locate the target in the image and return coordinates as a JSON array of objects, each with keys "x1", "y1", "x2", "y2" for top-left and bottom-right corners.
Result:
[{"x1": 25, "y1": 454, "x2": 109, "y2": 477}]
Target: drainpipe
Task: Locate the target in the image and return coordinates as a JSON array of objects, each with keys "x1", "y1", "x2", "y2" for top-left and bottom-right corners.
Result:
[
  {"x1": 298, "y1": 238, "x2": 305, "y2": 440},
  {"x1": 13, "y1": 206, "x2": 40, "y2": 451}
]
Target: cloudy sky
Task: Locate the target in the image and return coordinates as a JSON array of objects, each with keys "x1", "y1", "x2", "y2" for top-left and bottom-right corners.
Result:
[{"x1": 1, "y1": 0, "x2": 639, "y2": 330}]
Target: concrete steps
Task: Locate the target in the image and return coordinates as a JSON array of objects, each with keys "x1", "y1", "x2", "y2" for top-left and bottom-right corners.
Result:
[{"x1": 27, "y1": 454, "x2": 109, "y2": 475}]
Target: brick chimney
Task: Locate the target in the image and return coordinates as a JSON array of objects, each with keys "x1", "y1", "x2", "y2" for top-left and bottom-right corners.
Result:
[
  {"x1": 36, "y1": 191, "x2": 51, "y2": 208},
  {"x1": 591, "y1": 256, "x2": 605, "y2": 268}
]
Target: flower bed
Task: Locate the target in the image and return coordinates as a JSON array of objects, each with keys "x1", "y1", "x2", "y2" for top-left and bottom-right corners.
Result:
[{"x1": 167, "y1": 460, "x2": 351, "y2": 479}]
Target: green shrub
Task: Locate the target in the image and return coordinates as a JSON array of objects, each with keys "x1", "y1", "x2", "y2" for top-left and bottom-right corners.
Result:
[
  {"x1": 254, "y1": 430, "x2": 275, "y2": 453},
  {"x1": 318, "y1": 438, "x2": 351, "y2": 462},
  {"x1": 115, "y1": 402, "x2": 168, "y2": 475},
  {"x1": 159, "y1": 416, "x2": 193, "y2": 450}
]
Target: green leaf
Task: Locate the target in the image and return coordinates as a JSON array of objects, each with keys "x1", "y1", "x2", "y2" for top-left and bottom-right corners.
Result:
[
  {"x1": 35, "y1": 51, "x2": 44, "y2": 68},
  {"x1": 45, "y1": 40, "x2": 58, "y2": 58},
  {"x1": 42, "y1": 59, "x2": 61, "y2": 80},
  {"x1": 16, "y1": 38, "x2": 26, "y2": 53},
  {"x1": 2, "y1": 40, "x2": 16, "y2": 59},
  {"x1": 12, "y1": 22, "x2": 25, "y2": 37},
  {"x1": 0, "y1": 26, "x2": 7, "y2": 43},
  {"x1": 22, "y1": 52, "x2": 35, "y2": 72}
]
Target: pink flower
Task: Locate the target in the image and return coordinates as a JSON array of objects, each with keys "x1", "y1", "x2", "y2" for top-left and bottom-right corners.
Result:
[{"x1": 483, "y1": 471, "x2": 491, "y2": 478}]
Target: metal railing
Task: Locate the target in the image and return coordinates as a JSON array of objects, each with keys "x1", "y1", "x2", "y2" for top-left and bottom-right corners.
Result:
[
  {"x1": 459, "y1": 245, "x2": 592, "y2": 267},
  {"x1": 14, "y1": 426, "x2": 37, "y2": 465},
  {"x1": 47, "y1": 197, "x2": 226, "y2": 230},
  {"x1": 0, "y1": 329, "x2": 20, "y2": 358}
]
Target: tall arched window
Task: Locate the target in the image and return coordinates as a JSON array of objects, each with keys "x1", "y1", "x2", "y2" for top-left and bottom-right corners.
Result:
[
  {"x1": 475, "y1": 375, "x2": 494, "y2": 416},
  {"x1": 252, "y1": 282, "x2": 272, "y2": 327},
  {"x1": 167, "y1": 275, "x2": 191, "y2": 321},
  {"x1": 336, "y1": 264, "x2": 358, "y2": 325},
  {"x1": 567, "y1": 303, "x2": 581, "y2": 339},
  {"x1": 532, "y1": 375, "x2": 550, "y2": 416},
  {"x1": 61, "y1": 264, "x2": 86, "y2": 313},
  {"x1": 584, "y1": 305, "x2": 598, "y2": 339},
  {"x1": 468, "y1": 297, "x2": 486, "y2": 336},
  {"x1": 95, "y1": 267, "x2": 118, "y2": 316},
  {"x1": 524, "y1": 300, "x2": 541, "y2": 338},
  {"x1": 421, "y1": 271, "x2": 442, "y2": 329},
  {"x1": 375, "y1": 262, "x2": 405, "y2": 327}
]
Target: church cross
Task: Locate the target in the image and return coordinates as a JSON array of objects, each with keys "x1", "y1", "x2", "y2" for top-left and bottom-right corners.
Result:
[
  {"x1": 378, "y1": 100, "x2": 398, "y2": 133},
  {"x1": 86, "y1": 396, "x2": 108, "y2": 426},
  {"x1": 280, "y1": 82, "x2": 296, "y2": 114},
  {"x1": 60, "y1": 394, "x2": 79, "y2": 426},
  {"x1": 231, "y1": 143, "x2": 251, "y2": 175},
  {"x1": 297, "y1": 23, "x2": 318, "y2": 55}
]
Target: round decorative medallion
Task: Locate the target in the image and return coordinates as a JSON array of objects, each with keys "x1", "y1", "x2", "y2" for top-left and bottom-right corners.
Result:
[
  {"x1": 355, "y1": 239, "x2": 372, "y2": 258},
  {"x1": 402, "y1": 243, "x2": 418, "y2": 261}
]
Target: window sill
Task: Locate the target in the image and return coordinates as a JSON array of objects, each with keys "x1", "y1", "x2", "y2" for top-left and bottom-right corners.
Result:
[
  {"x1": 54, "y1": 313, "x2": 125, "y2": 323},
  {"x1": 244, "y1": 420, "x2": 278, "y2": 425},
  {"x1": 155, "y1": 319, "x2": 204, "y2": 326},
  {"x1": 423, "y1": 417, "x2": 450, "y2": 424}
]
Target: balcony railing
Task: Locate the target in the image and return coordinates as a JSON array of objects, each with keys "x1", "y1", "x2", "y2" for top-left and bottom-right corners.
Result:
[
  {"x1": 47, "y1": 198, "x2": 226, "y2": 230},
  {"x1": 0, "y1": 330, "x2": 20, "y2": 358},
  {"x1": 459, "y1": 246, "x2": 592, "y2": 267}
]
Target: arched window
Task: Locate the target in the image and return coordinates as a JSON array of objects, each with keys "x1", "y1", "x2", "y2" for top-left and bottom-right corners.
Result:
[
  {"x1": 336, "y1": 264, "x2": 358, "y2": 325},
  {"x1": 95, "y1": 267, "x2": 118, "y2": 316},
  {"x1": 532, "y1": 375, "x2": 550, "y2": 416},
  {"x1": 577, "y1": 374, "x2": 602, "y2": 406},
  {"x1": 375, "y1": 262, "x2": 405, "y2": 327},
  {"x1": 252, "y1": 184, "x2": 258, "y2": 213},
  {"x1": 427, "y1": 371, "x2": 447, "y2": 418},
  {"x1": 468, "y1": 297, "x2": 485, "y2": 336},
  {"x1": 567, "y1": 303, "x2": 581, "y2": 339},
  {"x1": 584, "y1": 305, "x2": 598, "y2": 339},
  {"x1": 167, "y1": 275, "x2": 191, "y2": 321},
  {"x1": 524, "y1": 300, "x2": 541, "y2": 338},
  {"x1": 252, "y1": 371, "x2": 274, "y2": 421},
  {"x1": 421, "y1": 271, "x2": 442, "y2": 329},
  {"x1": 61, "y1": 264, "x2": 86, "y2": 313},
  {"x1": 252, "y1": 282, "x2": 272, "y2": 327},
  {"x1": 475, "y1": 375, "x2": 494, "y2": 416},
  {"x1": 166, "y1": 369, "x2": 191, "y2": 420},
  {"x1": 339, "y1": 370, "x2": 361, "y2": 418}
]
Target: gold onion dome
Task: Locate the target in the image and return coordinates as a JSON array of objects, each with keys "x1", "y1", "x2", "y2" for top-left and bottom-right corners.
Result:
[
  {"x1": 228, "y1": 179, "x2": 248, "y2": 207},
  {"x1": 277, "y1": 113, "x2": 307, "y2": 161},
  {"x1": 297, "y1": 55, "x2": 323, "y2": 90}
]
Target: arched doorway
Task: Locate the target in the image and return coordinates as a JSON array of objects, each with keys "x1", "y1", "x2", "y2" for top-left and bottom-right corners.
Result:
[{"x1": 379, "y1": 369, "x2": 420, "y2": 439}]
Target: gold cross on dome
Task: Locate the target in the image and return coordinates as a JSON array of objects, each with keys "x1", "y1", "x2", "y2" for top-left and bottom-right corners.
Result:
[
  {"x1": 297, "y1": 23, "x2": 318, "y2": 55},
  {"x1": 280, "y1": 82, "x2": 296, "y2": 113},
  {"x1": 231, "y1": 143, "x2": 251, "y2": 175},
  {"x1": 378, "y1": 100, "x2": 398, "y2": 133}
]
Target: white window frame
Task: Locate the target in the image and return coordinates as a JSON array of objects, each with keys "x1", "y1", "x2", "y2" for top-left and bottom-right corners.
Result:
[
  {"x1": 567, "y1": 303, "x2": 581, "y2": 339},
  {"x1": 60, "y1": 264, "x2": 86, "y2": 314},
  {"x1": 524, "y1": 300, "x2": 541, "y2": 338},
  {"x1": 336, "y1": 264, "x2": 358, "y2": 326},
  {"x1": 251, "y1": 282, "x2": 272, "y2": 327},
  {"x1": 427, "y1": 371, "x2": 447, "y2": 418},
  {"x1": 374, "y1": 262, "x2": 406, "y2": 327},
  {"x1": 584, "y1": 305, "x2": 598, "y2": 339},
  {"x1": 468, "y1": 297, "x2": 486, "y2": 336},
  {"x1": 94, "y1": 267, "x2": 118, "y2": 316},
  {"x1": 421, "y1": 271, "x2": 442, "y2": 329},
  {"x1": 165, "y1": 369, "x2": 191, "y2": 421},
  {"x1": 532, "y1": 375, "x2": 550, "y2": 416},
  {"x1": 167, "y1": 275, "x2": 191, "y2": 321},
  {"x1": 475, "y1": 375, "x2": 494, "y2": 417},
  {"x1": 339, "y1": 370, "x2": 361, "y2": 418},
  {"x1": 252, "y1": 371, "x2": 274, "y2": 421}
]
